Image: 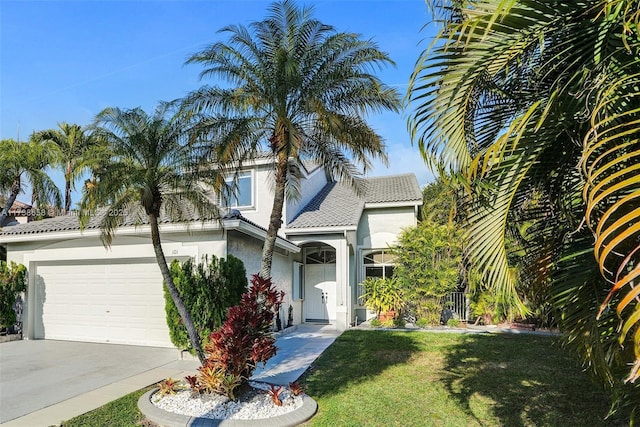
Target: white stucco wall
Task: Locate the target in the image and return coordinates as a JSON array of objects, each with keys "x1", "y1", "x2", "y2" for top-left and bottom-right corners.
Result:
[
  {"x1": 356, "y1": 207, "x2": 418, "y2": 248},
  {"x1": 6, "y1": 232, "x2": 227, "y2": 266},
  {"x1": 226, "y1": 232, "x2": 301, "y2": 326}
]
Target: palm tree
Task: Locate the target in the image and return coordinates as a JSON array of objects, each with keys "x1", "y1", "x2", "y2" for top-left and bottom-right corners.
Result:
[
  {"x1": 183, "y1": 0, "x2": 401, "y2": 279},
  {"x1": 33, "y1": 123, "x2": 101, "y2": 212},
  {"x1": 79, "y1": 103, "x2": 222, "y2": 363},
  {"x1": 408, "y1": 0, "x2": 640, "y2": 415},
  {"x1": 0, "y1": 138, "x2": 62, "y2": 225}
]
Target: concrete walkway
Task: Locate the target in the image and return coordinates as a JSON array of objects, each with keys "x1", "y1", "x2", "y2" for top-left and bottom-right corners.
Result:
[
  {"x1": 251, "y1": 324, "x2": 341, "y2": 385},
  {"x1": 0, "y1": 324, "x2": 341, "y2": 427}
]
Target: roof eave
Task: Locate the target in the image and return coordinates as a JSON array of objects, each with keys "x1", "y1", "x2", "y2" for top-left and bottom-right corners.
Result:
[
  {"x1": 364, "y1": 200, "x2": 422, "y2": 209},
  {"x1": 223, "y1": 219, "x2": 300, "y2": 253},
  {"x1": 284, "y1": 225, "x2": 358, "y2": 236},
  {"x1": 0, "y1": 221, "x2": 224, "y2": 244},
  {"x1": 0, "y1": 219, "x2": 300, "y2": 253}
]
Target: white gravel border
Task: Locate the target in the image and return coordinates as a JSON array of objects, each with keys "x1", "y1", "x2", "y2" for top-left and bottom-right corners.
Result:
[
  {"x1": 152, "y1": 382, "x2": 303, "y2": 420},
  {"x1": 138, "y1": 383, "x2": 318, "y2": 427}
]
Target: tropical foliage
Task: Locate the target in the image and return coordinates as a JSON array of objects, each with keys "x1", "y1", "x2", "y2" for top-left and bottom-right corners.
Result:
[
  {"x1": 33, "y1": 122, "x2": 102, "y2": 212},
  {"x1": 193, "y1": 275, "x2": 284, "y2": 399},
  {"x1": 79, "y1": 103, "x2": 222, "y2": 363},
  {"x1": 183, "y1": 0, "x2": 401, "y2": 279},
  {"x1": 0, "y1": 261, "x2": 26, "y2": 329},
  {"x1": 164, "y1": 255, "x2": 247, "y2": 352},
  {"x1": 0, "y1": 138, "x2": 62, "y2": 225},
  {"x1": 408, "y1": 0, "x2": 640, "y2": 416},
  {"x1": 392, "y1": 220, "x2": 463, "y2": 325},
  {"x1": 359, "y1": 276, "x2": 403, "y2": 318}
]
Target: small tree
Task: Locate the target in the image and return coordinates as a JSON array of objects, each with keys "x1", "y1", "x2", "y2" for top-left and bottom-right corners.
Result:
[
  {"x1": 33, "y1": 122, "x2": 102, "y2": 213},
  {"x1": 0, "y1": 138, "x2": 62, "y2": 225},
  {"x1": 393, "y1": 221, "x2": 463, "y2": 325},
  {"x1": 0, "y1": 262, "x2": 27, "y2": 329},
  {"x1": 164, "y1": 255, "x2": 247, "y2": 352}
]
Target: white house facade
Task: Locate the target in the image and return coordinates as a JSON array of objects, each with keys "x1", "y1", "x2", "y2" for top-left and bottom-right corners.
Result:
[{"x1": 0, "y1": 159, "x2": 422, "y2": 348}]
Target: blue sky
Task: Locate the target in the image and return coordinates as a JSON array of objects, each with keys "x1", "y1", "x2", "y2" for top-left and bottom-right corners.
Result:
[{"x1": 1, "y1": 0, "x2": 435, "y2": 206}]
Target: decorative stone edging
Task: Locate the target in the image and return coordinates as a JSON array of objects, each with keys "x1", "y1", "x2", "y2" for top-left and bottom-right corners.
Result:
[{"x1": 138, "y1": 389, "x2": 318, "y2": 427}]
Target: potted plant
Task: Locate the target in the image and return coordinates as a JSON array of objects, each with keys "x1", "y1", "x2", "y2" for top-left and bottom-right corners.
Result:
[{"x1": 359, "y1": 277, "x2": 403, "y2": 322}]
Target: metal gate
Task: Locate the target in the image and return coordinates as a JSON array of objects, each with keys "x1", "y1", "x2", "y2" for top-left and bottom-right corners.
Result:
[{"x1": 442, "y1": 292, "x2": 468, "y2": 321}]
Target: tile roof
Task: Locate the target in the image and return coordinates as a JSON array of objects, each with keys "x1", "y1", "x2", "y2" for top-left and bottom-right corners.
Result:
[
  {"x1": 287, "y1": 173, "x2": 422, "y2": 229},
  {"x1": 287, "y1": 182, "x2": 365, "y2": 229},
  {"x1": 0, "y1": 205, "x2": 213, "y2": 236},
  {"x1": 362, "y1": 174, "x2": 423, "y2": 204},
  {"x1": 0, "y1": 174, "x2": 422, "y2": 236}
]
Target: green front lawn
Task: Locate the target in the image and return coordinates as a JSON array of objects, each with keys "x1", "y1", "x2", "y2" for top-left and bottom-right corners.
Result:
[
  {"x1": 301, "y1": 330, "x2": 624, "y2": 427},
  {"x1": 61, "y1": 330, "x2": 624, "y2": 426},
  {"x1": 58, "y1": 386, "x2": 155, "y2": 427}
]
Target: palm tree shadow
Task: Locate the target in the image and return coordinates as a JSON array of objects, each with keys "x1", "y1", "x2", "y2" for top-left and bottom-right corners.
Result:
[
  {"x1": 299, "y1": 330, "x2": 419, "y2": 399},
  {"x1": 438, "y1": 333, "x2": 625, "y2": 427}
]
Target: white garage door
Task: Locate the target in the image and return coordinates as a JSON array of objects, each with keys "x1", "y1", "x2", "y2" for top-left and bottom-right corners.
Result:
[{"x1": 35, "y1": 261, "x2": 174, "y2": 348}]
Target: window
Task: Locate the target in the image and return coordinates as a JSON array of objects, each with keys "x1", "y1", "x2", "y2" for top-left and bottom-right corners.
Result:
[
  {"x1": 358, "y1": 250, "x2": 396, "y2": 303},
  {"x1": 292, "y1": 262, "x2": 303, "y2": 300},
  {"x1": 305, "y1": 249, "x2": 336, "y2": 264},
  {"x1": 224, "y1": 172, "x2": 252, "y2": 208}
]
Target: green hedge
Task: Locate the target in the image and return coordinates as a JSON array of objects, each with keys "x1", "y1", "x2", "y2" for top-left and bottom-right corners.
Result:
[
  {"x1": 164, "y1": 254, "x2": 247, "y2": 352},
  {"x1": 0, "y1": 261, "x2": 27, "y2": 329}
]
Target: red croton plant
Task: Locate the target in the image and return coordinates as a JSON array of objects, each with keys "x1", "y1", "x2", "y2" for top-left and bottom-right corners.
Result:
[{"x1": 190, "y1": 274, "x2": 284, "y2": 399}]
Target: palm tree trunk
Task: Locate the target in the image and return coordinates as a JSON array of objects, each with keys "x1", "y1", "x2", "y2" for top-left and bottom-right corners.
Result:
[
  {"x1": 0, "y1": 178, "x2": 21, "y2": 225},
  {"x1": 260, "y1": 152, "x2": 288, "y2": 279},
  {"x1": 65, "y1": 162, "x2": 72, "y2": 213},
  {"x1": 148, "y1": 212, "x2": 206, "y2": 363}
]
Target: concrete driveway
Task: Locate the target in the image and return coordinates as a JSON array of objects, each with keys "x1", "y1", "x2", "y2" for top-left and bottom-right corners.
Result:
[{"x1": 0, "y1": 339, "x2": 192, "y2": 424}]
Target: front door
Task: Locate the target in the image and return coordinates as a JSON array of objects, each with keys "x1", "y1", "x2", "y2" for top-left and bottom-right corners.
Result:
[{"x1": 303, "y1": 248, "x2": 336, "y2": 323}]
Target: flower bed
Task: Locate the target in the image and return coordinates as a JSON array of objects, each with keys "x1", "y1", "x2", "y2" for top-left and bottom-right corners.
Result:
[{"x1": 138, "y1": 383, "x2": 317, "y2": 427}]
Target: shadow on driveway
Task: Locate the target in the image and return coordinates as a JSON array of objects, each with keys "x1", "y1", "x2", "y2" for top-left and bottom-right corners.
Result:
[{"x1": 0, "y1": 340, "x2": 178, "y2": 423}]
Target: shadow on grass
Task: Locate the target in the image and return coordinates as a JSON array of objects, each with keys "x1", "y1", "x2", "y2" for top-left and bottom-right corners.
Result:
[
  {"x1": 439, "y1": 333, "x2": 626, "y2": 427},
  {"x1": 299, "y1": 329, "x2": 420, "y2": 399}
]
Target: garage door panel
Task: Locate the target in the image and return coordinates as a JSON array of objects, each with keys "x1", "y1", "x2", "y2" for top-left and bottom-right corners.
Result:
[{"x1": 35, "y1": 262, "x2": 173, "y2": 348}]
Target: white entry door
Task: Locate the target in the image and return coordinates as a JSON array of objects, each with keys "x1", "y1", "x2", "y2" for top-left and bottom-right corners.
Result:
[{"x1": 304, "y1": 263, "x2": 336, "y2": 323}]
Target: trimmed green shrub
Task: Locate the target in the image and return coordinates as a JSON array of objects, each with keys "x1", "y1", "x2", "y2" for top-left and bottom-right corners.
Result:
[
  {"x1": 415, "y1": 318, "x2": 429, "y2": 328},
  {"x1": 0, "y1": 261, "x2": 27, "y2": 329},
  {"x1": 393, "y1": 317, "x2": 406, "y2": 328},
  {"x1": 447, "y1": 318, "x2": 461, "y2": 328},
  {"x1": 164, "y1": 255, "x2": 247, "y2": 352},
  {"x1": 382, "y1": 318, "x2": 395, "y2": 328},
  {"x1": 370, "y1": 318, "x2": 382, "y2": 328}
]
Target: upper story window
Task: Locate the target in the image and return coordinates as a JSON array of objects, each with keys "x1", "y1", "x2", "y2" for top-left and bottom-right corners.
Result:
[{"x1": 224, "y1": 171, "x2": 253, "y2": 208}]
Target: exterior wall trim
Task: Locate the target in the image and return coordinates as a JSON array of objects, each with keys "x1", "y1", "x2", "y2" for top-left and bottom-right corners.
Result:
[{"x1": 0, "y1": 219, "x2": 300, "y2": 253}]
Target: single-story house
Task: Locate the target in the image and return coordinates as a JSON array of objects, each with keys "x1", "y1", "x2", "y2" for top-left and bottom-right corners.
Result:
[{"x1": 0, "y1": 157, "x2": 422, "y2": 348}]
